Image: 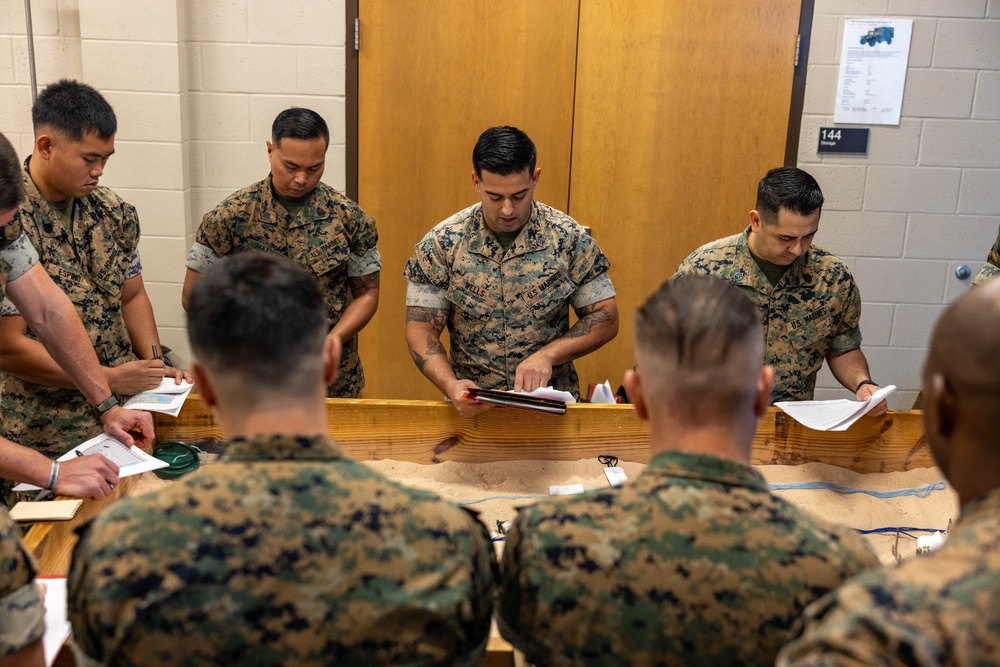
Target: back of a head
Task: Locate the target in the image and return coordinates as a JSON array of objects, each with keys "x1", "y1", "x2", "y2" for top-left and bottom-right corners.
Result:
[
  {"x1": 472, "y1": 126, "x2": 536, "y2": 178},
  {"x1": 756, "y1": 166, "x2": 824, "y2": 223},
  {"x1": 187, "y1": 252, "x2": 328, "y2": 400},
  {"x1": 32, "y1": 79, "x2": 116, "y2": 141},
  {"x1": 927, "y1": 279, "x2": 1000, "y2": 448},
  {"x1": 272, "y1": 107, "x2": 330, "y2": 147},
  {"x1": 636, "y1": 275, "x2": 763, "y2": 426},
  {"x1": 0, "y1": 132, "x2": 23, "y2": 211}
]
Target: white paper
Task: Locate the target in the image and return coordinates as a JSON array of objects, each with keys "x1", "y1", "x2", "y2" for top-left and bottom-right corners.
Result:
[
  {"x1": 36, "y1": 577, "x2": 71, "y2": 666},
  {"x1": 122, "y1": 381, "x2": 193, "y2": 416},
  {"x1": 13, "y1": 434, "x2": 168, "y2": 492},
  {"x1": 549, "y1": 483, "x2": 585, "y2": 495},
  {"x1": 775, "y1": 384, "x2": 896, "y2": 432},
  {"x1": 590, "y1": 381, "x2": 617, "y2": 404},
  {"x1": 604, "y1": 466, "x2": 628, "y2": 487},
  {"x1": 522, "y1": 387, "x2": 576, "y2": 404},
  {"x1": 834, "y1": 19, "x2": 912, "y2": 125}
]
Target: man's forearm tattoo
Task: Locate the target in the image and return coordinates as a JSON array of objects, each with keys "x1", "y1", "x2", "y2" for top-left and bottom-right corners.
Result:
[
  {"x1": 406, "y1": 306, "x2": 448, "y2": 334},
  {"x1": 566, "y1": 303, "x2": 614, "y2": 340},
  {"x1": 349, "y1": 272, "x2": 380, "y2": 294}
]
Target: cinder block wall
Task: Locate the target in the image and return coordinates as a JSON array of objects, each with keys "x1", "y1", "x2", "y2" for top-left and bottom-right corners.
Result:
[
  {"x1": 2, "y1": 0, "x2": 998, "y2": 405},
  {"x1": 802, "y1": 0, "x2": 1000, "y2": 409}
]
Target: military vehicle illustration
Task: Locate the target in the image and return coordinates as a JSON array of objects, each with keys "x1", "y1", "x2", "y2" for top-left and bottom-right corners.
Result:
[{"x1": 860, "y1": 26, "x2": 894, "y2": 46}]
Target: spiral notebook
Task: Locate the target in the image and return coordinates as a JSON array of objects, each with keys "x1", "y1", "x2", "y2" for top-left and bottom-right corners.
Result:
[{"x1": 8, "y1": 499, "x2": 84, "y2": 522}]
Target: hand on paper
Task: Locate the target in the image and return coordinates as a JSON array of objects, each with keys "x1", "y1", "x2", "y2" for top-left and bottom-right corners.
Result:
[
  {"x1": 54, "y1": 453, "x2": 121, "y2": 499},
  {"x1": 448, "y1": 379, "x2": 493, "y2": 418},
  {"x1": 857, "y1": 382, "x2": 888, "y2": 417},
  {"x1": 514, "y1": 352, "x2": 554, "y2": 393}
]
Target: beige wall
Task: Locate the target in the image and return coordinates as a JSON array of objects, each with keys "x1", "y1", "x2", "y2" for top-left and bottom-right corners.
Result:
[
  {"x1": 801, "y1": 0, "x2": 1000, "y2": 408},
  {"x1": 2, "y1": 0, "x2": 999, "y2": 405}
]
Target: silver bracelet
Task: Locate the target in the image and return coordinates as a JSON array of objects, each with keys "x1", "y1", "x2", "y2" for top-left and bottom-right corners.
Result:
[{"x1": 46, "y1": 460, "x2": 59, "y2": 490}]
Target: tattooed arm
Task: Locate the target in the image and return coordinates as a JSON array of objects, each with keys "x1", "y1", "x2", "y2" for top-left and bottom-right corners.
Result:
[
  {"x1": 330, "y1": 271, "x2": 381, "y2": 343},
  {"x1": 514, "y1": 297, "x2": 619, "y2": 392},
  {"x1": 405, "y1": 305, "x2": 492, "y2": 417}
]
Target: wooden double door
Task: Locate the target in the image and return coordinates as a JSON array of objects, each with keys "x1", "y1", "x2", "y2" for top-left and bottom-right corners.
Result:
[{"x1": 357, "y1": 0, "x2": 803, "y2": 399}]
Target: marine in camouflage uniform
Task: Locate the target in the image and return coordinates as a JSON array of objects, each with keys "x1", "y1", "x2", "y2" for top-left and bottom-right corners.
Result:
[
  {"x1": 68, "y1": 433, "x2": 497, "y2": 667},
  {"x1": 187, "y1": 177, "x2": 380, "y2": 398},
  {"x1": 973, "y1": 225, "x2": 999, "y2": 285},
  {"x1": 404, "y1": 200, "x2": 614, "y2": 398},
  {"x1": 498, "y1": 449, "x2": 879, "y2": 667},
  {"x1": 0, "y1": 162, "x2": 141, "y2": 459},
  {"x1": 675, "y1": 228, "x2": 862, "y2": 403},
  {"x1": 0, "y1": 506, "x2": 44, "y2": 658},
  {"x1": 777, "y1": 487, "x2": 1000, "y2": 666}
]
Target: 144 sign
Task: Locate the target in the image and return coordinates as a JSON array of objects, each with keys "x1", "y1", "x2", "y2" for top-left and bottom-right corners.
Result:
[{"x1": 817, "y1": 127, "x2": 869, "y2": 154}]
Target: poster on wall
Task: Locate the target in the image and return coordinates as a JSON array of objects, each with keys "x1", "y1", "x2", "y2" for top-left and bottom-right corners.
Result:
[{"x1": 834, "y1": 18, "x2": 913, "y2": 125}]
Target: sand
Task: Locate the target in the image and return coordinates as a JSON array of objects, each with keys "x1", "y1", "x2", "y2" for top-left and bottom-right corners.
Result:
[{"x1": 362, "y1": 458, "x2": 958, "y2": 565}]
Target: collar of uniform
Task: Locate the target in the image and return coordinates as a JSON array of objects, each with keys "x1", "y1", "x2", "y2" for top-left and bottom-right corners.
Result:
[
  {"x1": 955, "y1": 486, "x2": 1000, "y2": 532},
  {"x1": 644, "y1": 448, "x2": 769, "y2": 492},
  {"x1": 260, "y1": 175, "x2": 325, "y2": 230},
  {"x1": 219, "y1": 433, "x2": 347, "y2": 463},
  {"x1": 467, "y1": 200, "x2": 548, "y2": 261},
  {"x1": 734, "y1": 226, "x2": 817, "y2": 291},
  {"x1": 21, "y1": 158, "x2": 99, "y2": 238}
]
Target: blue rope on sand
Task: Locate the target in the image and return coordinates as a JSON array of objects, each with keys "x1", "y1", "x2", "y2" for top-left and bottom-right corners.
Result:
[{"x1": 768, "y1": 480, "x2": 947, "y2": 498}]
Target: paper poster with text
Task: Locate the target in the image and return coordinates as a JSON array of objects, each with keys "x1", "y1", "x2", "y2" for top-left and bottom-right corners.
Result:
[{"x1": 834, "y1": 18, "x2": 913, "y2": 125}]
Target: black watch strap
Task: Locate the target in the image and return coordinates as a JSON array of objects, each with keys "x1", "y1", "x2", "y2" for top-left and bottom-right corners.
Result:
[
  {"x1": 89, "y1": 395, "x2": 120, "y2": 419},
  {"x1": 855, "y1": 379, "x2": 879, "y2": 392}
]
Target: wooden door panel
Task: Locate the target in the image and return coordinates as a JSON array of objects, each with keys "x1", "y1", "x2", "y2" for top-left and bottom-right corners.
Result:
[
  {"x1": 569, "y1": 1, "x2": 802, "y2": 391},
  {"x1": 358, "y1": 0, "x2": 580, "y2": 399}
]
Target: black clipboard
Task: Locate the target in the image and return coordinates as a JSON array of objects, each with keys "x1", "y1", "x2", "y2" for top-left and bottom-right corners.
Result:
[{"x1": 467, "y1": 388, "x2": 568, "y2": 415}]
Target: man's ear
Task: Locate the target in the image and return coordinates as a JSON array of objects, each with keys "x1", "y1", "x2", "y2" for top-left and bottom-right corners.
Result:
[
  {"x1": 190, "y1": 361, "x2": 215, "y2": 408},
  {"x1": 749, "y1": 209, "x2": 763, "y2": 234},
  {"x1": 36, "y1": 133, "x2": 54, "y2": 159},
  {"x1": 927, "y1": 372, "x2": 956, "y2": 439},
  {"x1": 324, "y1": 334, "x2": 342, "y2": 386},
  {"x1": 624, "y1": 369, "x2": 648, "y2": 421},
  {"x1": 754, "y1": 365, "x2": 774, "y2": 417}
]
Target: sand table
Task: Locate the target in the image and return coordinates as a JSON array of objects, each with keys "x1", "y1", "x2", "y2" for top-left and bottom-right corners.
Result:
[{"x1": 363, "y1": 458, "x2": 958, "y2": 565}]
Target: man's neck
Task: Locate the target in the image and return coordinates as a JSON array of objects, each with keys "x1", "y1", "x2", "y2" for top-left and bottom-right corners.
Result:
[
  {"x1": 215, "y1": 400, "x2": 329, "y2": 441},
  {"x1": 27, "y1": 154, "x2": 70, "y2": 204},
  {"x1": 646, "y1": 417, "x2": 756, "y2": 465}
]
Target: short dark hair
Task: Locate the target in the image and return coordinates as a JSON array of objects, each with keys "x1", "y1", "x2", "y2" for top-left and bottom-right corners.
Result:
[
  {"x1": 755, "y1": 167, "x2": 824, "y2": 223},
  {"x1": 32, "y1": 79, "x2": 117, "y2": 141},
  {"x1": 637, "y1": 275, "x2": 762, "y2": 424},
  {"x1": 472, "y1": 126, "x2": 536, "y2": 178},
  {"x1": 187, "y1": 253, "x2": 328, "y2": 397},
  {"x1": 272, "y1": 108, "x2": 330, "y2": 148},
  {"x1": 0, "y1": 132, "x2": 24, "y2": 212}
]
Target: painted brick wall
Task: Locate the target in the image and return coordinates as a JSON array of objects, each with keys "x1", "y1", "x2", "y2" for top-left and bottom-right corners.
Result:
[{"x1": 801, "y1": 0, "x2": 1000, "y2": 409}]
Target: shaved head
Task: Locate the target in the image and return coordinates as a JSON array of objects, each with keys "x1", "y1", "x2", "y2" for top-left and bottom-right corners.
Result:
[
  {"x1": 923, "y1": 279, "x2": 1000, "y2": 502},
  {"x1": 634, "y1": 275, "x2": 764, "y2": 427}
]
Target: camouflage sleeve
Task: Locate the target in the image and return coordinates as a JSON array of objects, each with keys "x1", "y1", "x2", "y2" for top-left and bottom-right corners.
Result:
[
  {"x1": 777, "y1": 579, "x2": 935, "y2": 667},
  {"x1": 344, "y1": 205, "x2": 379, "y2": 259},
  {"x1": 194, "y1": 204, "x2": 236, "y2": 257},
  {"x1": 403, "y1": 231, "x2": 451, "y2": 290},
  {"x1": 461, "y1": 508, "x2": 501, "y2": 665},
  {"x1": 120, "y1": 201, "x2": 140, "y2": 256},
  {"x1": 1, "y1": 232, "x2": 39, "y2": 283},
  {"x1": 0, "y1": 509, "x2": 44, "y2": 657},
  {"x1": 828, "y1": 275, "x2": 863, "y2": 355},
  {"x1": 186, "y1": 242, "x2": 221, "y2": 272},
  {"x1": 565, "y1": 227, "x2": 611, "y2": 291},
  {"x1": 347, "y1": 245, "x2": 382, "y2": 277},
  {"x1": 66, "y1": 520, "x2": 105, "y2": 663},
  {"x1": 124, "y1": 249, "x2": 142, "y2": 280},
  {"x1": 672, "y1": 250, "x2": 703, "y2": 278},
  {"x1": 973, "y1": 226, "x2": 1000, "y2": 286},
  {"x1": 405, "y1": 280, "x2": 449, "y2": 309},
  {"x1": 1, "y1": 296, "x2": 20, "y2": 317},
  {"x1": 570, "y1": 272, "x2": 616, "y2": 310}
]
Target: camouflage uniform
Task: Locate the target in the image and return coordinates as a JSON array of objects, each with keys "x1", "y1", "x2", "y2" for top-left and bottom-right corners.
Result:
[
  {"x1": 973, "y1": 226, "x2": 999, "y2": 285},
  {"x1": 0, "y1": 506, "x2": 44, "y2": 657},
  {"x1": 498, "y1": 450, "x2": 879, "y2": 667},
  {"x1": 0, "y1": 212, "x2": 42, "y2": 306},
  {"x1": 778, "y1": 487, "x2": 1000, "y2": 667},
  {"x1": 404, "y1": 201, "x2": 615, "y2": 398},
  {"x1": 68, "y1": 434, "x2": 497, "y2": 666},
  {"x1": 187, "y1": 177, "x2": 380, "y2": 397},
  {"x1": 1, "y1": 162, "x2": 141, "y2": 462},
  {"x1": 675, "y1": 229, "x2": 862, "y2": 402}
]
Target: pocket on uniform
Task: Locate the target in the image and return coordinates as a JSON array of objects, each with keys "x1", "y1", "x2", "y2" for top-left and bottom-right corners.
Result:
[
  {"x1": 523, "y1": 274, "x2": 575, "y2": 322},
  {"x1": 447, "y1": 284, "x2": 496, "y2": 321},
  {"x1": 787, "y1": 309, "x2": 833, "y2": 350},
  {"x1": 89, "y1": 245, "x2": 125, "y2": 298},
  {"x1": 308, "y1": 242, "x2": 348, "y2": 277}
]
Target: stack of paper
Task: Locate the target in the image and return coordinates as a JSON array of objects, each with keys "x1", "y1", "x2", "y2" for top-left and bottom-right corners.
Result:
[
  {"x1": 123, "y1": 377, "x2": 194, "y2": 417},
  {"x1": 13, "y1": 433, "x2": 169, "y2": 492},
  {"x1": 775, "y1": 385, "x2": 896, "y2": 431}
]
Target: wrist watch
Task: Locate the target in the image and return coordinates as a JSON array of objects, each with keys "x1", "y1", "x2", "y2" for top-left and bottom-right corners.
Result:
[
  {"x1": 89, "y1": 395, "x2": 120, "y2": 420},
  {"x1": 855, "y1": 379, "x2": 879, "y2": 392}
]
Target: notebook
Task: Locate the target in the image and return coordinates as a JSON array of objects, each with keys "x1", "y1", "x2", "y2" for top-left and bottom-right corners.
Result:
[{"x1": 8, "y1": 499, "x2": 84, "y2": 522}]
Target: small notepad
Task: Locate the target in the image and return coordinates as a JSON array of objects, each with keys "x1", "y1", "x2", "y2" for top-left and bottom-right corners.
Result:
[{"x1": 8, "y1": 499, "x2": 83, "y2": 522}]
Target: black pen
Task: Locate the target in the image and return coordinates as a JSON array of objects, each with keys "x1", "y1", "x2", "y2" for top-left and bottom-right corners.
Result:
[{"x1": 152, "y1": 343, "x2": 159, "y2": 360}]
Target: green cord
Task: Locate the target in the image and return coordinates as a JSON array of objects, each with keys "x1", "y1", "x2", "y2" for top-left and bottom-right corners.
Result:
[{"x1": 152, "y1": 440, "x2": 205, "y2": 480}]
